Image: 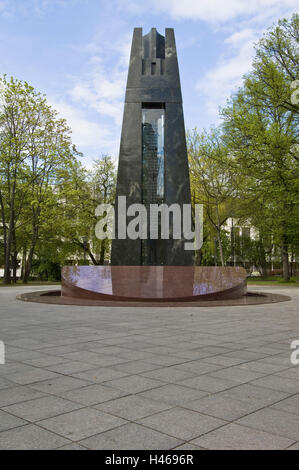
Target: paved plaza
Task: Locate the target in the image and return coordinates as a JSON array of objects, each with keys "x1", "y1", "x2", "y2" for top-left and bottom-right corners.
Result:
[{"x1": 0, "y1": 285, "x2": 298, "y2": 450}]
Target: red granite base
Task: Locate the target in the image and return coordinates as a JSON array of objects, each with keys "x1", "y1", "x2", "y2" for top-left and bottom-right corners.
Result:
[
  {"x1": 17, "y1": 266, "x2": 290, "y2": 307},
  {"x1": 17, "y1": 290, "x2": 291, "y2": 307},
  {"x1": 61, "y1": 266, "x2": 247, "y2": 302}
]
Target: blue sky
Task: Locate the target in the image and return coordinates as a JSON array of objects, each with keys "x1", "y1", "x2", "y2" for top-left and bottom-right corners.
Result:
[{"x1": 0, "y1": 0, "x2": 297, "y2": 166}]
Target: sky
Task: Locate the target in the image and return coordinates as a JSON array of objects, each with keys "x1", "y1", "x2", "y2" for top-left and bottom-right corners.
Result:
[{"x1": 0, "y1": 0, "x2": 297, "y2": 166}]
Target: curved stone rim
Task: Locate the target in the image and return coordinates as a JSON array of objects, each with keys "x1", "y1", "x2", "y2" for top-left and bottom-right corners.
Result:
[
  {"x1": 16, "y1": 290, "x2": 291, "y2": 307},
  {"x1": 61, "y1": 265, "x2": 248, "y2": 302}
]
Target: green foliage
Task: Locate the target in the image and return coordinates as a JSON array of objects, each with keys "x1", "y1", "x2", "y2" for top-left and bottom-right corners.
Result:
[
  {"x1": 188, "y1": 14, "x2": 299, "y2": 276},
  {"x1": 1, "y1": 14, "x2": 298, "y2": 280},
  {"x1": 0, "y1": 76, "x2": 116, "y2": 282}
]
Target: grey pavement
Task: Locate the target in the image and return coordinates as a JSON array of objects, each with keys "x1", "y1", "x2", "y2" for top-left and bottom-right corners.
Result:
[{"x1": 0, "y1": 284, "x2": 298, "y2": 450}]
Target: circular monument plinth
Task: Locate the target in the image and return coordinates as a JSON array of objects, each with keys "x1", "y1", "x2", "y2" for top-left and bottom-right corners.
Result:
[
  {"x1": 17, "y1": 289, "x2": 290, "y2": 307},
  {"x1": 16, "y1": 266, "x2": 291, "y2": 307},
  {"x1": 61, "y1": 266, "x2": 247, "y2": 302}
]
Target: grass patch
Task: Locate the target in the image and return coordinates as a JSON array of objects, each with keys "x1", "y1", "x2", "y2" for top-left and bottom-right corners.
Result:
[
  {"x1": 0, "y1": 280, "x2": 60, "y2": 287},
  {"x1": 247, "y1": 276, "x2": 298, "y2": 286}
]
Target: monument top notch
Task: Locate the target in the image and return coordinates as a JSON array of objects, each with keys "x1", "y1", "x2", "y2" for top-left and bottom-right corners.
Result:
[{"x1": 142, "y1": 28, "x2": 165, "y2": 59}]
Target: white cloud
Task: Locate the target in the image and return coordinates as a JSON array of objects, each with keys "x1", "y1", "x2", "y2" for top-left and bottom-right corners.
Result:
[
  {"x1": 0, "y1": 0, "x2": 68, "y2": 17},
  {"x1": 192, "y1": 0, "x2": 297, "y2": 121},
  {"x1": 115, "y1": 0, "x2": 297, "y2": 127},
  {"x1": 49, "y1": 32, "x2": 131, "y2": 160},
  {"x1": 196, "y1": 29, "x2": 258, "y2": 119},
  {"x1": 149, "y1": 0, "x2": 298, "y2": 23},
  {"x1": 69, "y1": 69, "x2": 125, "y2": 126},
  {"x1": 0, "y1": 0, "x2": 13, "y2": 17},
  {"x1": 50, "y1": 99, "x2": 113, "y2": 152},
  {"x1": 68, "y1": 35, "x2": 130, "y2": 127}
]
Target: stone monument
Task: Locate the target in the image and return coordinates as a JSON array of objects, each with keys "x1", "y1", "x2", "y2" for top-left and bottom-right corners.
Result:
[{"x1": 111, "y1": 28, "x2": 193, "y2": 266}]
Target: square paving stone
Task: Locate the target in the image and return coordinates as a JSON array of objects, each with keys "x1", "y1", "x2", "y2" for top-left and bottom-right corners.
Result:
[
  {"x1": 58, "y1": 443, "x2": 88, "y2": 450},
  {"x1": 95, "y1": 395, "x2": 173, "y2": 420},
  {"x1": 0, "y1": 363, "x2": 42, "y2": 377},
  {"x1": 222, "y1": 350, "x2": 268, "y2": 361},
  {"x1": 3, "y1": 396, "x2": 83, "y2": 422},
  {"x1": 79, "y1": 423, "x2": 182, "y2": 450},
  {"x1": 174, "y1": 443, "x2": 205, "y2": 450},
  {"x1": 271, "y1": 394, "x2": 299, "y2": 415},
  {"x1": 103, "y1": 375, "x2": 162, "y2": 394},
  {"x1": 45, "y1": 361, "x2": 100, "y2": 375},
  {"x1": 7, "y1": 351, "x2": 45, "y2": 361},
  {"x1": 217, "y1": 383, "x2": 289, "y2": 407},
  {"x1": 250, "y1": 375, "x2": 299, "y2": 394},
  {"x1": 236, "y1": 361, "x2": 289, "y2": 374},
  {"x1": 38, "y1": 408, "x2": 126, "y2": 441},
  {"x1": 51, "y1": 355, "x2": 129, "y2": 369},
  {"x1": 175, "y1": 361, "x2": 222, "y2": 375},
  {"x1": 140, "y1": 366, "x2": 197, "y2": 383},
  {"x1": 210, "y1": 366, "x2": 264, "y2": 383},
  {"x1": 58, "y1": 383, "x2": 129, "y2": 406},
  {"x1": 60, "y1": 350, "x2": 126, "y2": 366},
  {"x1": 190, "y1": 423, "x2": 294, "y2": 450},
  {"x1": 275, "y1": 368, "x2": 299, "y2": 380},
  {"x1": 139, "y1": 384, "x2": 207, "y2": 406},
  {"x1": 184, "y1": 394, "x2": 262, "y2": 421},
  {"x1": 29, "y1": 376, "x2": 91, "y2": 394},
  {"x1": 0, "y1": 378, "x2": 14, "y2": 390},
  {"x1": 112, "y1": 360, "x2": 162, "y2": 375},
  {"x1": 202, "y1": 356, "x2": 245, "y2": 367},
  {"x1": 236, "y1": 408, "x2": 299, "y2": 441},
  {"x1": 0, "y1": 424, "x2": 70, "y2": 450},
  {"x1": 0, "y1": 410, "x2": 27, "y2": 432},
  {"x1": 6, "y1": 369, "x2": 61, "y2": 386},
  {"x1": 143, "y1": 355, "x2": 187, "y2": 367},
  {"x1": 0, "y1": 385, "x2": 46, "y2": 407},
  {"x1": 22, "y1": 356, "x2": 70, "y2": 367},
  {"x1": 137, "y1": 407, "x2": 225, "y2": 441},
  {"x1": 72, "y1": 367, "x2": 130, "y2": 383},
  {"x1": 287, "y1": 442, "x2": 299, "y2": 450},
  {"x1": 178, "y1": 375, "x2": 236, "y2": 393}
]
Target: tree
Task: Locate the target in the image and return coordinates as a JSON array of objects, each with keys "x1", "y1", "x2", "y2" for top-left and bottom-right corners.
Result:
[
  {"x1": 91, "y1": 155, "x2": 116, "y2": 264},
  {"x1": 188, "y1": 128, "x2": 241, "y2": 266},
  {"x1": 221, "y1": 15, "x2": 299, "y2": 280},
  {"x1": 0, "y1": 75, "x2": 75, "y2": 283},
  {"x1": 55, "y1": 155, "x2": 116, "y2": 267}
]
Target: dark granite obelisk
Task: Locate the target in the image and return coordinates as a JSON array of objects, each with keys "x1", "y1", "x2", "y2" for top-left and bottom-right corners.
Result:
[{"x1": 111, "y1": 28, "x2": 193, "y2": 266}]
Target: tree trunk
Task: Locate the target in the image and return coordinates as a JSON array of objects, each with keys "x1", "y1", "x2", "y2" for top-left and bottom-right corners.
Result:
[
  {"x1": 290, "y1": 247, "x2": 294, "y2": 277},
  {"x1": 258, "y1": 240, "x2": 267, "y2": 278},
  {"x1": 23, "y1": 224, "x2": 39, "y2": 283},
  {"x1": 217, "y1": 230, "x2": 225, "y2": 267},
  {"x1": 12, "y1": 254, "x2": 18, "y2": 284},
  {"x1": 21, "y1": 248, "x2": 26, "y2": 281},
  {"x1": 87, "y1": 247, "x2": 98, "y2": 265},
  {"x1": 0, "y1": 191, "x2": 8, "y2": 283},
  {"x1": 281, "y1": 236, "x2": 290, "y2": 281},
  {"x1": 3, "y1": 177, "x2": 17, "y2": 284},
  {"x1": 75, "y1": 239, "x2": 99, "y2": 265},
  {"x1": 99, "y1": 240, "x2": 106, "y2": 265},
  {"x1": 12, "y1": 226, "x2": 17, "y2": 283},
  {"x1": 195, "y1": 249, "x2": 202, "y2": 266},
  {"x1": 216, "y1": 205, "x2": 225, "y2": 267},
  {"x1": 3, "y1": 209, "x2": 14, "y2": 284}
]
